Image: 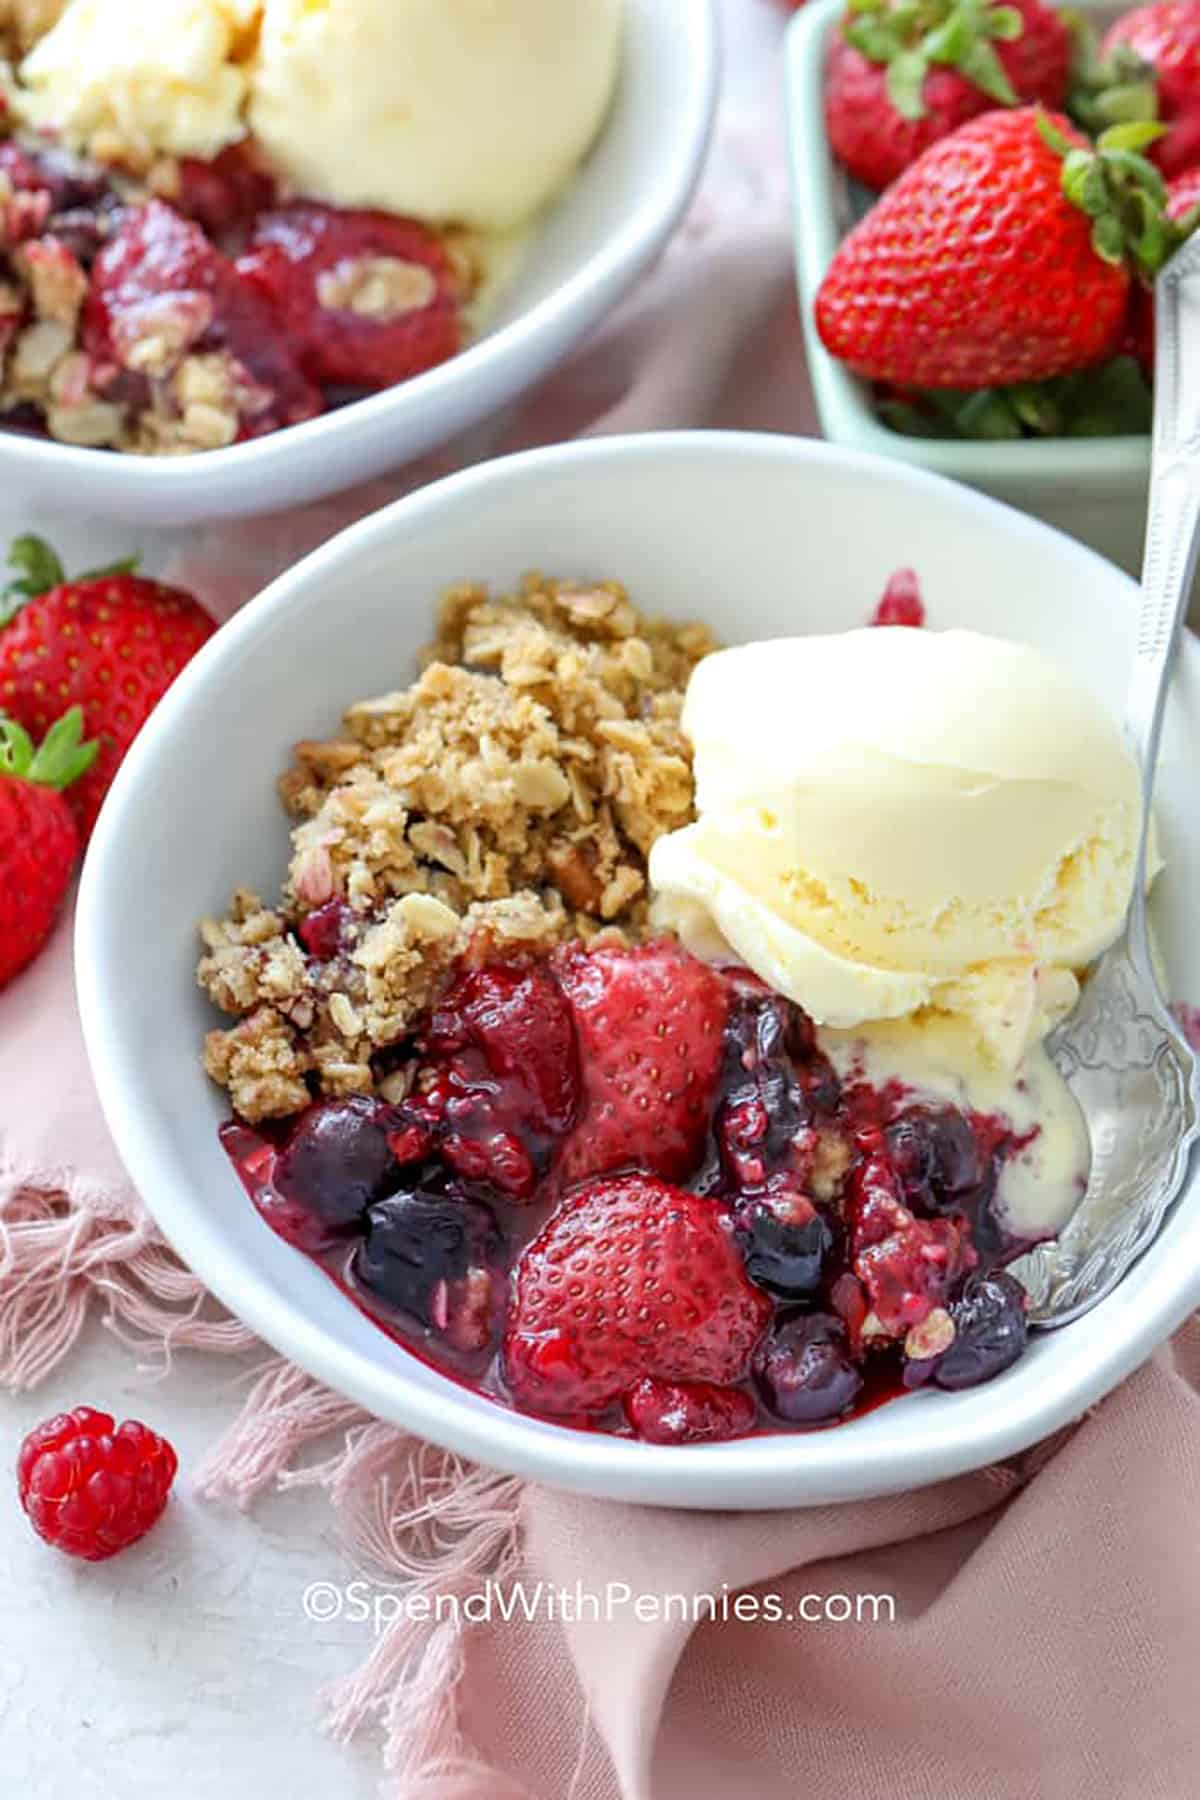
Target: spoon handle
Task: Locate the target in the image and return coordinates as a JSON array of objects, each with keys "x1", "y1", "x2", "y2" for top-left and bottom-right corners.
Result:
[{"x1": 1127, "y1": 229, "x2": 1200, "y2": 904}]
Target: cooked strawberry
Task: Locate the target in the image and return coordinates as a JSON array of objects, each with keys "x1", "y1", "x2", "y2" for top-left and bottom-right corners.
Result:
[
  {"x1": 503, "y1": 1174, "x2": 771, "y2": 1417},
  {"x1": 236, "y1": 204, "x2": 462, "y2": 390},
  {"x1": 399, "y1": 958, "x2": 580, "y2": 1200},
  {"x1": 623, "y1": 1377, "x2": 757, "y2": 1445},
  {"x1": 0, "y1": 711, "x2": 95, "y2": 989},
  {"x1": 84, "y1": 199, "x2": 321, "y2": 437},
  {"x1": 816, "y1": 111, "x2": 1174, "y2": 388},
  {"x1": 0, "y1": 536, "x2": 215, "y2": 839},
  {"x1": 1104, "y1": 0, "x2": 1200, "y2": 176},
  {"x1": 176, "y1": 142, "x2": 277, "y2": 242},
  {"x1": 552, "y1": 938, "x2": 729, "y2": 1188},
  {"x1": 826, "y1": 0, "x2": 1071, "y2": 191}
]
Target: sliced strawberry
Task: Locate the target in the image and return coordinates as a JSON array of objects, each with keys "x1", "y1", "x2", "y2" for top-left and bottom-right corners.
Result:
[
  {"x1": 237, "y1": 203, "x2": 462, "y2": 390},
  {"x1": 84, "y1": 199, "x2": 321, "y2": 437},
  {"x1": 623, "y1": 1378, "x2": 757, "y2": 1445},
  {"x1": 503, "y1": 1174, "x2": 771, "y2": 1418},
  {"x1": 552, "y1": 939, "x2": 730, "y2": 1189}
]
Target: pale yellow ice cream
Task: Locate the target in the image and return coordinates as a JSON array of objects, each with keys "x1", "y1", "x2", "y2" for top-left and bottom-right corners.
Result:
[
  {"x1": 16, "y1": 0, "x2": 260, "y2": 162},
  {"x1": 16, "y1": 0, "x2": 624, "y2": 231},
  {"x1": 649, "y1": 628, "x2": 1145, "y2": 1070},
  {"x1": 248, "y1": 0, "x2": 624, "y2": 230}
]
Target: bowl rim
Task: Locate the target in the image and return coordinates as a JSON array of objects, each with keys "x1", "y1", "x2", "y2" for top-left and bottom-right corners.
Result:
[
  {"x1": 784, "y1": 0, "x2": 1153, "y2": 501},
  {"x1": 75, "y1": 430, "x2": 1200, "y2": 1508},
  {"x1": 0, "y1": 0, "x2": 720, "y2": 507}
]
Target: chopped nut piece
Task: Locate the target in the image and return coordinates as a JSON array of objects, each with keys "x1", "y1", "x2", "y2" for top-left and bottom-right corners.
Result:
[
  {"x1": 904, "y1": 1308, "x2": 957, "y2": 1363},
  {"x1": 316, "y1": 254, "x2": 437, "y2": 319}
]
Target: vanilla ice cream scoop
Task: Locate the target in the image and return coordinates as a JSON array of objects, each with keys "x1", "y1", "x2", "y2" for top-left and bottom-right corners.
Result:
[
  {"x1": 650, "y1": 628, "x2": 1146, "y2": 1066},
  {"x1": 249, "y1": 0, "x2": 624, "y2": 230},
  {"x1": 17, "y1": 0, "x2": 259, "y2": 161}
]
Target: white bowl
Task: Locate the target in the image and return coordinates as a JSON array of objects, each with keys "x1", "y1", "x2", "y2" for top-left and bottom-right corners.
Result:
[
  {"x1": 76, "y1": 432, "x2": 1200, "y2": 1509},
  {"x1": 0, "y1": 0, "x2": 718, "y2": 528}
]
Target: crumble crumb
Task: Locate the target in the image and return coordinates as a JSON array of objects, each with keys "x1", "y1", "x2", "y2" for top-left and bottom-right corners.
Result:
[{"x1": 200, "y1": 574, "x2": 716, "y2": 1121}]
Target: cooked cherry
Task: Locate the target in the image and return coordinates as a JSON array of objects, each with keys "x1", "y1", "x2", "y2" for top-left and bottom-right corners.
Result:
[
  {"x1": 273, "y1": 1097, "x2": 397, "y2": 1230},
  {"x1": 298, "y1": 898, "x2": 352, "y2": 960},
  {"x1": 753, "y1": 1314, "x2": 863, "y2": 1424}
]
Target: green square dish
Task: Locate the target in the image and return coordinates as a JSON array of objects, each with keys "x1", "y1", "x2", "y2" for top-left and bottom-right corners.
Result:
[{"x1": 785, "y1": 0, "x2": 1151, "y2": 574}]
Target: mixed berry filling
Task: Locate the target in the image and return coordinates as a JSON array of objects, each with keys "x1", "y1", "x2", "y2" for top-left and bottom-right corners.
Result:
[
  {"x1": 0, "y1": 136, "x2": 469, "y2": 453},
  {"x1": 221, "y1": 936, "x2": 1032, "y2": 1444}
]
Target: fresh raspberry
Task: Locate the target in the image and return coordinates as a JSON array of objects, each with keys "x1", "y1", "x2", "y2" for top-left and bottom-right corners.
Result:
[
  {"x1": 870, "y1": 568, "x2": 926, "y2": 628},
  {"x1": 237, "y1": 203, "x2": 462, "y2": 390},
  {"x1": 400, "y1": 958, "x2": 580, "y2": 1199},
  {"x1": 18, "y1": 1406, "x2": 178, "y2": 1561},
  {"x1": 623, "y1": 1377, "x2": 757, "y2": 1445},
  {"x1": 503, "y1": 1174, "x2": 772, "y2": 1418},
  {"x1": 553, "y1": 939, "x2": 729, "y2": 1188},
  {"x1": 85, "y1": 199, "x2": 321, "y2": 437}
]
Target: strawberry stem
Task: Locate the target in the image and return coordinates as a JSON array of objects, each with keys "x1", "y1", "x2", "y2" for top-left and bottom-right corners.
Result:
[
  {"x1": 0, "y1": 707, "x2": 99, "y2": 791},
  {"x1": 845, "y1": 0, "x2": 1021, "y2": 120},
  {"x1": 0, "y1": 535, "x2": 142, "y2": 627},
  {"x1": 1037, "y1": 112, "x2": 1180, "y2": 279}
]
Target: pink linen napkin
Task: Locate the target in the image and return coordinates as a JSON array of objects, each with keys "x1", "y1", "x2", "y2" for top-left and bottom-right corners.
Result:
[{"x1": 3, "y1": 8, "x2": 1200, "y2": 1796}]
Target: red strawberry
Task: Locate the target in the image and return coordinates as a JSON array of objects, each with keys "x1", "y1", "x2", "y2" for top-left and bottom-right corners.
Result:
[
  {"x1": 826, "y1": 0, "x2": 1071, "y2": 191},
  {"x1": 871, "y1": 567, "x2": 926, "y2": 626},
  {"x1": 623, "y1": 1377, "x2": 757, "y2": 1445},
  {"x1": 552, "y1": 938, "x2": 729, "y2": 1188},
  {"x1": 503, "y1": 1174, "x2": 772, "y2": 1417},
  {"x1": 1104, "y1": 0, "x2": 1200, "y2": 176},
  {"x1": 0, "y1": 536, "x2": 215, "y2": 839},
  {"x1": 0, "y1": 710, "x2": 96, "y2": 989},
  {"x1": 816, "y1": 110, "x2": 1174, "y2": 388},
  {"x1": 84, "y1": 199, "x2": 322, "y2": 437},
  {"x1": 1122, "y1": 163, "x2": 1200, "y2": 375},
  {"x1": 237, "y1": 204, "x2": 463, "y2": 391}
]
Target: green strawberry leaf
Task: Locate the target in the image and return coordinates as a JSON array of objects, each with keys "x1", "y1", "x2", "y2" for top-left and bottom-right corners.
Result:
[
  {"x1": 4, "y1": 706, "x2": 100, "y2": 792},
  {"x1": 76, "y1": 553, "x2": 142, "y2": 583},
  {"x1": 878, "y1": 358, "x2": 1152, "y2": 442},
  {"x1": 0, "y1": 536, "x2": 66, "y2": 624},
  {"x1": 885, "y1": 48, "x2": 931, "y2": 120},
  {"x1": 984, "y1": 6, "x2": 1023, "y2": 41}
]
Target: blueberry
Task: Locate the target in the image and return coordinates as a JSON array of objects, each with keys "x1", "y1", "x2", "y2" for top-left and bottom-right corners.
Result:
[
  {"x1": 735, "y1": 1194, "x2": 834, "y2": 1300},
  {"x1": 885, "y1": 1105, "x2": 983, "y2": 1216},
  {"x1": 354, "y1": 1176, "x2": 503, "y2": 1347},
  {"x1": 753, "y1": 1313, "x2": 863, "y2": 1425},
  {"x1": 929, "y1": 1271, "x2": 1028, "y2": 1390},
  {"x1": 273, "y1": 1097, "x2": 397, "y2": 1230}
]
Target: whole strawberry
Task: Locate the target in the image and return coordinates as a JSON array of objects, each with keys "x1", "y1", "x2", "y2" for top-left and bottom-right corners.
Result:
[
  {"x1": 0, "y1": 537, "x2": 214, "y2": 839},
  {"x1": 1123, "y1": 162, "x2": 1200, "y2": 374},
  {"x1": 816, "y1": 110, "x2": 1177, "y2": 388},
  {"x1": 1104, "y1": 0, "x2": 1200, "y2": 176},
  {"x1": 0, "y1": 710, "x2": 96, "y2": 989},
  {"x1": 18, "y1": 1405, "x2": 178, "y2": 1561},
  {"x1": 552, "y1": 938, "x2": 729, "y2": 1188},
  {"x1": 503, "y1": 1173, "x2": 771, "y2": 1418},
  {"x1": 826, "y1": 0, "x2": 1071, "y2": 191}
]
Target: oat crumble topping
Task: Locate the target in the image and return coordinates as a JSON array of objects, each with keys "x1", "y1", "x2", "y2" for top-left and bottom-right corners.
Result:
[{"x1": 199, "y1": 574, "x2": 716, "y2": 1122}]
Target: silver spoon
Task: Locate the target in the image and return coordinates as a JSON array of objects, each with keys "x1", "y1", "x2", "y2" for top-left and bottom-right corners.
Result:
[{"x1": 1010, "y1": 230, "x2": 1200, "y2": 1327}]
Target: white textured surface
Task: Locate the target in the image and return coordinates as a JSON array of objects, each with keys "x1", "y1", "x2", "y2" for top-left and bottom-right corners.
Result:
[{"x1": 0, "y1": 1326, "x2": 380, "y2": 1798}]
